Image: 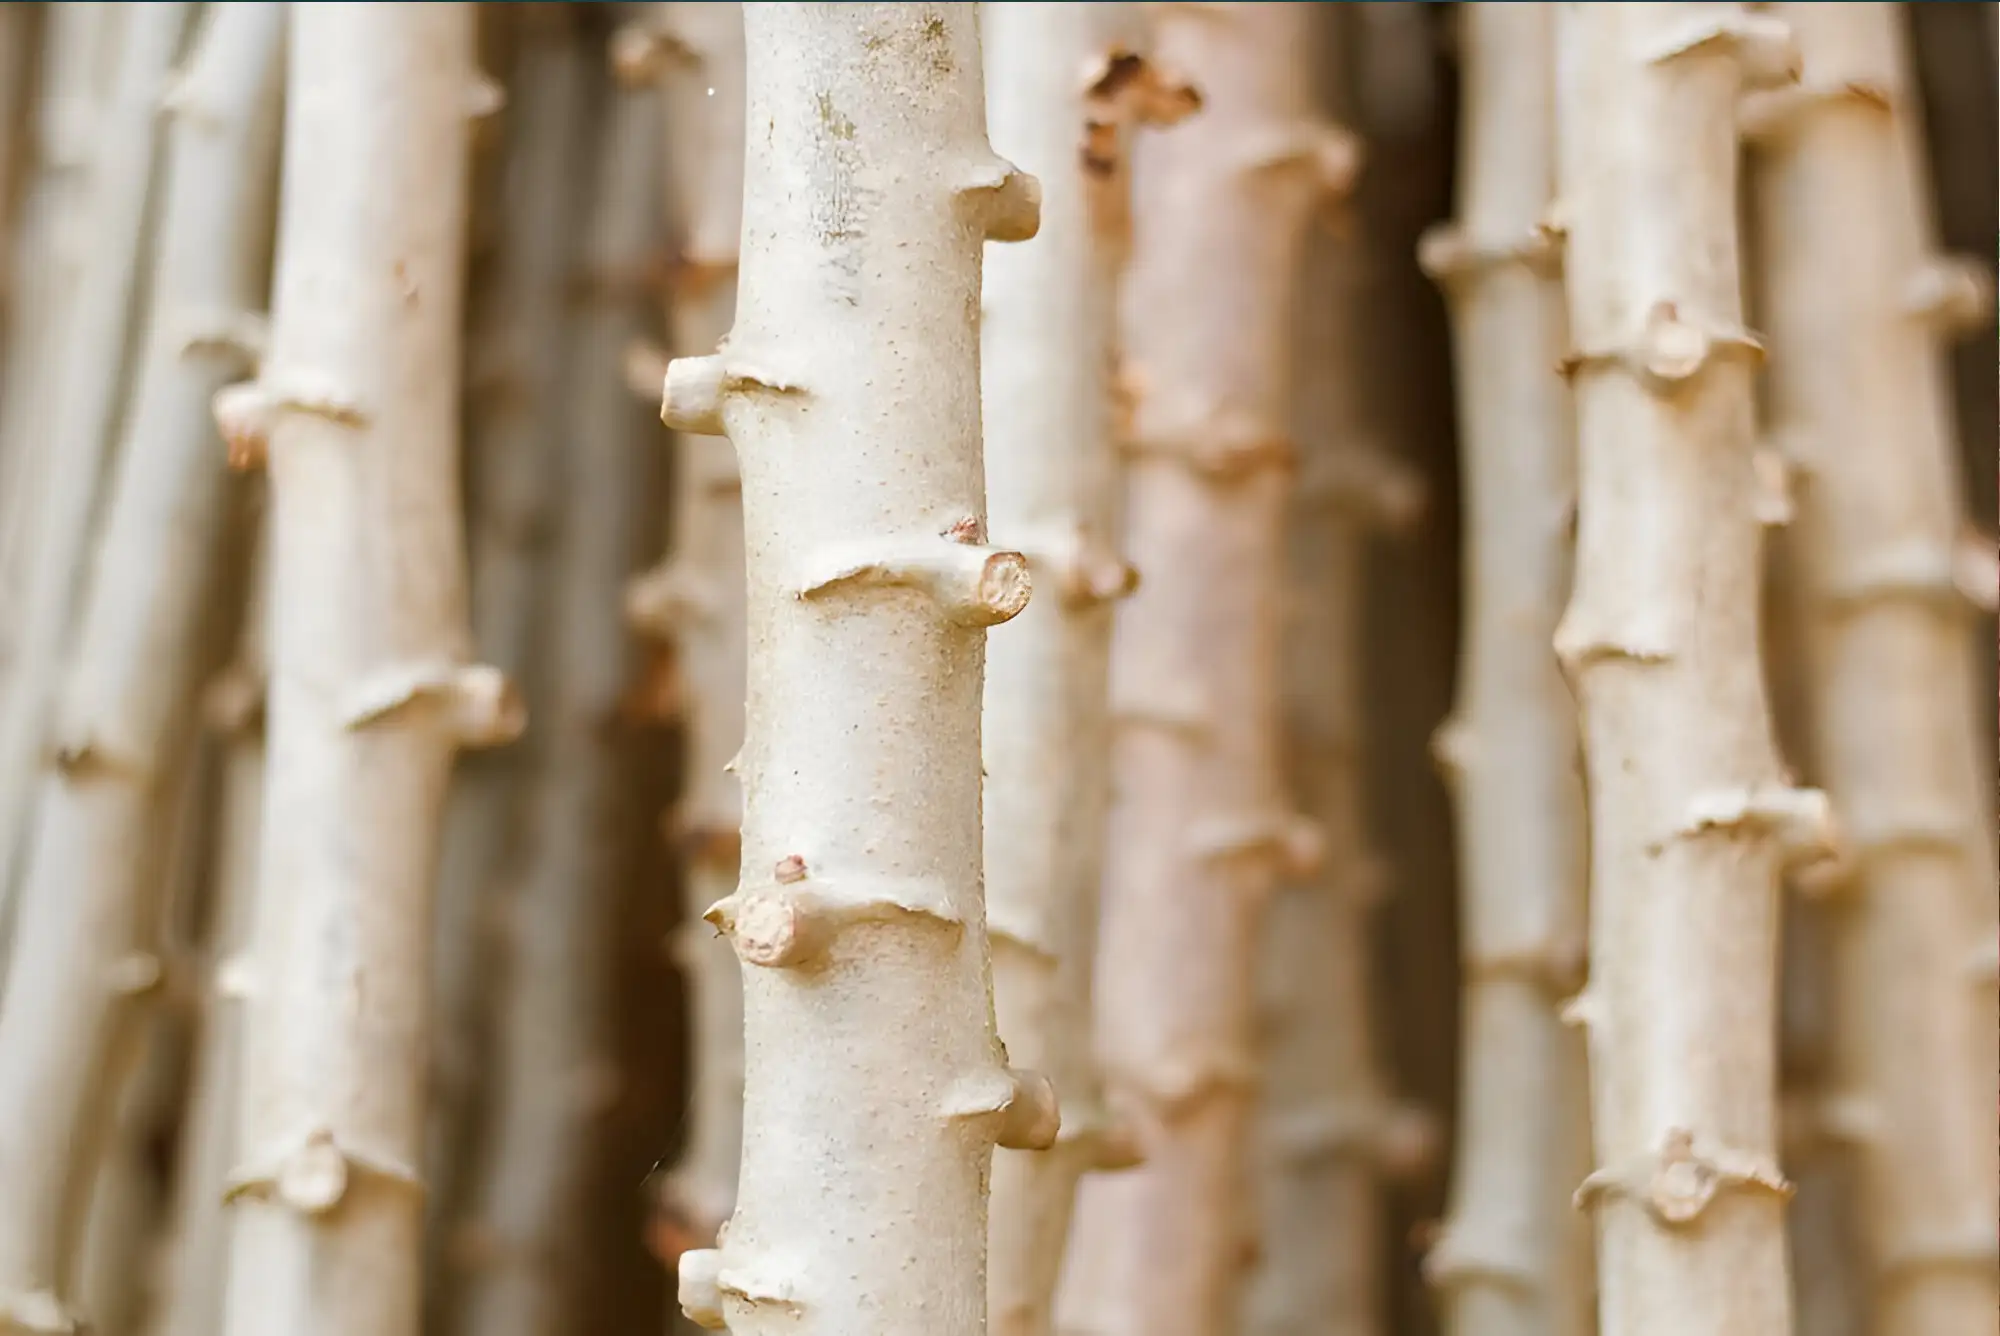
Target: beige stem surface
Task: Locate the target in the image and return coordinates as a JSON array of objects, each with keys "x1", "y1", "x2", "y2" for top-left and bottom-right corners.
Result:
[
  {"x1": 980, "y1": 6, "x2": 1177, "y2": 1333},
  {"x1": 0, "y1": 8, "x2": 282, "y2": 1332},
  {"x1": 1553, "y1": 5, "x2": 1830, "y2": 1335},
  {"x1": 1060, "y1": 6, "x2": 1358, "y2": 1335},
  {"x1": 620, "y1": 0, "x2": 749, "y2": 1251},
  {"x1": 1420, "y1": 7, "x2": 1596, "y2": 1336},
  {"x1": 219, "y1": 10, "x2": 503, "y2": 1336},
  {"x1": 1747, "y1": 6, "x2": 2000, "y2": 1333},
  {"x1": 665, "y1": 7, "x2": 1047, "y2": 1331},
  {"x1": 0, "y1": 4, "x2": 190, "y2": 958}
]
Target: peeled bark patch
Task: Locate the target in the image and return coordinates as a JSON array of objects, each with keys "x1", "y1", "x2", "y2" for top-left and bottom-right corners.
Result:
[{"x1": 665, "y1": 7, "x2": 1041, "y2": 1333}]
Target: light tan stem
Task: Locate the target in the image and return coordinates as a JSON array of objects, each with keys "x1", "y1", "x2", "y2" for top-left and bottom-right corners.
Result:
[
  {"x1": 0, "y1": 4, "x2": 191, "y2": 967},
  {"x1": 665, "y1": 7, "x2": 1045, "y2": 1331},
  {"x1": 0, "y1": 4, "x2": 36, "y2": 314},
  {"x1": 218, "y1": 10, "x2": 505, "y2": 1336},
  {"x1": 426, "y1": 11, "x2": 590, "y2": 1279},
  {"x1": 1246, "y1": 17, "x2": 1432, "y2": 1336},
  {"x1": 1419, "y1": 7, "x2": 1595, "y2": 1336},
  {"x1": 1553, "y1": 5, "x2": 1827, "y2": 1334},
  {"x1": 0, "y1": 8, "x2": 283, "y2": 1331},
  {"x1": 980, "y1": 7, "x2": 1179, "y2": 1334},
  {"x1": 454, "y1": 72, "x2": 661, "y2": 1336},
  {"x1": 147, "y1": 585, "x2": 267, "y2": 1336},
  {"x1": 619, "y1": 0, "x2": 748, "y2": 1252},
  {"x1": 1060, "y1": 6, "x2": 1358, "y2": 1335},
  {"x1": 1747, "y1": 6, "x2": 2000, "y2": 1332}
]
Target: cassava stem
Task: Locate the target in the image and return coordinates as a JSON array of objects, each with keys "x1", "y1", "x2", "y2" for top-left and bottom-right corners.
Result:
[{"x1": 664, "y1": 6, "x2": 1050, "y2": 1331}]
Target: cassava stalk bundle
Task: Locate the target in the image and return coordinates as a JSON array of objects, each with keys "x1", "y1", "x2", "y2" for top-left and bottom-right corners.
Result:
[
  {"x1": 454, "y1": 68, "x2": 662, "y2": 1336},
  {"x1": 1746, "y1": 5, "x2": 2000, "y2": 1332},
  {"x1": 660, "y1": 6, "x2": 1052, "y2": 1330},
  {"x1": 1419, "y1": 6, "x2": 1595, "y2": 1335},
  {"x1": 979, "y1": 5, "x2": 1194, "y2": 1332},
  {"x1": 216, "y1": 9, "x2": 513, "y2": 1336},
  {"x1": 0, "y1": 3, "x2": 190, "y2": 977},
  {"x1": 615, "y1": 0, "x2": 750, "y2": 1253},
  {"x1": 1060, "y1": 5, "x2": 1360, "y2": 1334},
  {"x1": 1552, "y1": 5, "x2": 1833, "y2": 1334},
  {"x1": 0, "y1": 7, "x2": 283, "y2": 1330}
]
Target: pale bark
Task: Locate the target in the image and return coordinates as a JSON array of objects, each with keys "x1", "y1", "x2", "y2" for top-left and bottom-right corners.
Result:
[
  {"x1": 149, "y1": 545, "x2": 269, "y2": 1336},
  {"x1": 1746, "y1": 6, "x2": 2000, "y2": 1333},
  {"x1": 0, "y1": 3, "x2": 36, "y2": 314},
  {"x1": 618, "y1": 0, "x2": 749, "y2": 1252},
  {"x1": 980, "y1": 8, "x2": 1193, "y2": 1334},
  {"x1": 0, "y1": 1, "x2": 105, "y2": 613},
  {"x1": 1059, "y1": 6, "x2": 1359, "y2": 1335},
  {"x1": 217, "y1": 10, "x2": 507, "y2": 1336},
  {"x1": 661, "y1": 6, "x2": 1049, "y2": 1331},
  {"x1": 426, "y1": 14, "x2": 589, "y2": 1283},
  {"x1": 1552, "y1": 6, "x2": 1830, "y2": 1335},
  {"x1": 454, "y1": 75, "x2": 661, "y2": 1336},
  {"x1": 1246, "y1": 18, "x2": 1431, "y2": 1336},
  {"x1": 0, "y1": 7, "x2": 283, "y2": 1331},
  {"x1": 1418, "y1": 7, "x2": 1595, "y2": 1336},
  {"x1": 0, "y1": 3, "x2": 190, "y2": 961}
]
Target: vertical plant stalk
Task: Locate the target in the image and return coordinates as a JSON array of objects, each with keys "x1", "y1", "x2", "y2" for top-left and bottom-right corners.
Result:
[
  {"x1": 454, "y1": 74, "x2": 662, "y2": 1336},
  {"x1": 426, "y1": 12, "x2": 589, "y2": 1282},
  {"x1": 0, "y1": 6, "x2": 284, "y2": 1331},
  {"x1": 1746, "y1": 5, "x2": 2000, "y2": 1332},
  {"x1": 616, "y1": 0, "x2": 749, "y2": 1253},
  {"x1": 148, "y1": 557, "x2": 268, "y2": 1336},
  {"x1": 0, "y1": 3, "x2": 36, "y2": 316},
  {"x1": 1417, "y1": 6, "x2": 1595, "y2": 1336},
  {"x1": 1247, "y1": 17, "x2": 1431, "y2": 1336},
  {"x1": 1060, "y1": 5, "x2": 1358, "y2": 1334},
  {"x1": 979, "y1": 8, "x2": 1195, "y2": 1334},
  {"x1": 661, "y1": 6, "x2": 1050, "y2": 1330},
  {"x1": 0, "y1": 3, "x2": 190, "y2": 947},
  {"x1": 1552, "y1": 6, "x2": 1831, "y2": 1335},
  {"x1": 0, "y1": 0, "x2": 110, "y2": 636},
  {"x1": 216, "y1": 10, "x2": 511, "y2": 1336}
]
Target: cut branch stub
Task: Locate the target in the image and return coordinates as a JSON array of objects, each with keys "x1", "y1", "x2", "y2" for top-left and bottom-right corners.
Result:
[
  {"x1": 1557, "y1": 300, "x2": 1766, "y2": 395},
  {"x1": 956, "y1": 156, "x2": 1043, "y2": 243},
  {"x1": 796, "y1": 529, "x2": 1033, "y2": 628},
  {"x1": 941, "y1": 1067, "x2": 1062, "y2": 1151},
  {"x1": 1573, "y1": 1127, "x2": 1793, "y2": 1228},
  {"x1": 337, "y1": 661, "x2": 526, "y2": 749},
  {"x1": 704, "y1": 862, "x2": 964, "y2": 971}
]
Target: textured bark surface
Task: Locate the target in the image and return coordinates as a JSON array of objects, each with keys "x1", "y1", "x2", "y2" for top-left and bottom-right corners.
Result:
[
  {"x1": 1746, "y1": 6, "x2": 2000, "y2": 1333},
  {"x1": 979, "y1": 7, "x2": 1179, "y2": 1333},
  {"x1": 663, "y1": 6, "x2": 1048, "y2": 1331},
  {"x1": 1552, "y1": 6, "x2": 1829, "y2": 1335},
  {"x1": 0, "y1": 7, "x2": 283, "y2": 1331},
  {"x1": 425, "y1": 14, "x2": 589, "y2": 1293},
  {"x1": 218, "y1": 10, "x2": 505, "y2": 1336},
  {"x1": 1418, "y1": 8, "x2": 1595, "y2": 1336},
  {"x1": 0, "y1": 4, "x2": 188, "y2": 978},
  {"x1": 454, "y1": 73, "x2": 661, "y2": 1336},
  {"x1": 620, "y1": 0, "x2": 749, "y2": 1253},
  {"x1": 1060, "y1": 6, "x2": 1358, "y2": 1335}
]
